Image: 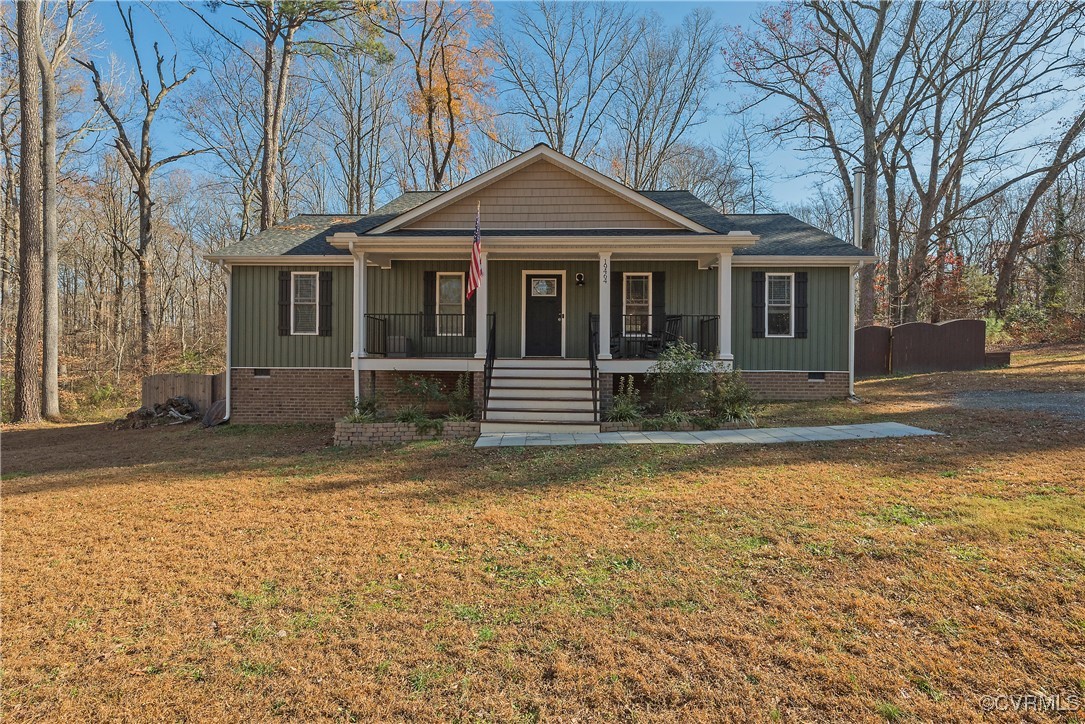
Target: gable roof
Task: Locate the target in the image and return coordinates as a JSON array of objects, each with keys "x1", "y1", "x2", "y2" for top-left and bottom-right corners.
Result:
[
  {"x1": 366, "y1": 145, "x2": 715, "y2": 234},
  {"x1": 206, "y1": 148, "x2": 872, "y2": 261}
]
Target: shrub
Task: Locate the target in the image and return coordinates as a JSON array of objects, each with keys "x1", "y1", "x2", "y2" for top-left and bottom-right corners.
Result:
[
  {"x1": 345, "y1": 396, "x2": 380, "y2": 423},
  {"x1": 445, "y1": 373, "x2": 474, "y2": 419},
  {"x1": 660, "y1": 409, "x2": 692, "y2": 429},
  {"x1": 394, "y1": 404, "x2": 428, "y2": 424},
  {"x1": 605, "y1": 375, "x2": 643, "y2": 422},
  {"x1": 647, "y1": 341, "x2": 713, "y2": 413},
  {"x1": 395, "y1": 374, "x2": 445, "y2": 407},
  {"x1": 705, "y1": 369, "x2": 759, "y2": 426}
]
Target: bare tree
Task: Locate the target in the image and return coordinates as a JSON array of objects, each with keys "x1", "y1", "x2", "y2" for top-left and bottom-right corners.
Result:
[
  {"x1": 36, "y1": 0, "x2": 91, "y2": 418},
  {"x1": 14, "y1": 0, "x2": 43, "y2": 423},
  {"x1": 489, "y1": 1, "x2": 636, "y2": 161},
  {"x1": 726, "y1": 1, "x2": 924, "y2": 326},
  {"x1": 608, "y1": 8, "x2": 724, "y2": 189},
  {"x1": 186, "y1": 0, "x2": 348, "y2": 230},
  {"x1": 366, "y1": 0, "x2": 493, "y2": 189},
  {"x1": 75, "y1": 2, "x2": 202, "y2": 373}
]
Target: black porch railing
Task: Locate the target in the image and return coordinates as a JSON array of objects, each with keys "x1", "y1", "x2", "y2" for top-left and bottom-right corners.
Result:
[
  {"x1": 365, "y1": 313, "x2": 491, "y2": 358},
  {"x1": 609, "y1": 314, "x2": 719, "y2": 359},
  {"x1": 588, "y1": 313, "x2": 600, "y2": 422},
  {"x1": 482, "y1": 313, "x2": 497, "y2": 419}
]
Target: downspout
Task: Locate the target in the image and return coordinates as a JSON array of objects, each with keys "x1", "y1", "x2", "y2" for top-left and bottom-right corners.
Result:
[
  {"x1": 350, "y1": 240, "x2": 360, "y2": 402},
  {"x1": 848, "y1": 263, "x2": 857, "y2": 398},
  {"x1": 220, "y1": 261, "x2": 232, "y2": 422}
]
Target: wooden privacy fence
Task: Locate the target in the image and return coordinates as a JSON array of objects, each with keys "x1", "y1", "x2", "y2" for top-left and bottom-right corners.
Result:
[
  {"x1": 141, "y1": 372, "x2": 227, "y2": 413},
  {"x1": 855, "y1": 319, "x2": 997, "y2": 377}
]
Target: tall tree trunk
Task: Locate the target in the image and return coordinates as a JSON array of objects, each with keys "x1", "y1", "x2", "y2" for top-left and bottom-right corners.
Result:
[
  {"x1": 15, "y1": 0, "x2": 43, "y2": 423},
  {"x1": 136, "y1": 189, "x2": 154, "y2": 373},
  {"x1": 36, "y1": 29, "x2": 60, "y2": 419}
]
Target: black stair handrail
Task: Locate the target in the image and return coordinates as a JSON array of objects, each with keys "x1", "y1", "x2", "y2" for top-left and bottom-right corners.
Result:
[
  {"x1": 482, "y1": 312, "x2": 496, "y2": 420},
  {"x1": 588, "y1": 313, "x2": 600, "y2": 422}
]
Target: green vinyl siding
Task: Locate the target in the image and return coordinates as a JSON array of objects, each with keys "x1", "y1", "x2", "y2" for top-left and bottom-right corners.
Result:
[
  {"x1": 488, "y1": 261, "x2": 599, "y2": 357},
  {"x1": 231, "y1": 265, "x2": 352, "y2": 368},
  {"x1": 366, "y1": 260, "x2": 475, "y2": 357},
  {"x1": 611, "y1": 261, "x2": 716, "y2": 316},
  {"x1": 731, "y1": 267, "x2": 851, "y2": 371}
]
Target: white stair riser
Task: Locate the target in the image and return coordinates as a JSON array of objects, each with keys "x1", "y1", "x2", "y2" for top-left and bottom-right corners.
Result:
[
  {"x1": 489, "y1": 388, "x2": 594, "y2": 401},
  {"x1": 489, "y1": 377, "x2": 593, "y2": 389},
  {"x1": 488, "y1": 398, "x2": 594, "y2": 411},
  {"x1": 486, "y1": 410, "x2": 597, "y2": 422},
  {"x1": 495, "y1": 359, "x2": 590, "y2": 369},
  {"x1": 480, "y1": 422, "x2": 601, "y2": 434},
  {"x1": 491, "y1": 368, "x2": 590, "y2": 379}
]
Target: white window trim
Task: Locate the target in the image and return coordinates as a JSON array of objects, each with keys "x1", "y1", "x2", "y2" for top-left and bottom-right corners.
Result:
[
  {"x1": 290, "y1": 271, "x2": 319, "y2": 336},
  {"x1": 765, "y1": 272, "x2": 794, "y2": 338},
  {"x1": 435, "y1": 271, "x2": 465, "y2": 337},
  {"x1": 622, "y1": 272, "x2": 652, "y2": 337}
]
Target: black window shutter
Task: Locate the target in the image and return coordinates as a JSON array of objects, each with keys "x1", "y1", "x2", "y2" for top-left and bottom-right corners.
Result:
[
  {"x1": 278, "y1": 270, "x2": 290, "y2": 336},
  {"x1": 751, "y1": 271, "x2": 766, "y2": 338},
  {"x1": 464, "y1": 287, "x2": 476, "y2": 336},
  {"x1": 651, "y1": 272, "x2": 666, "y2": 334},
  {"x1": 795, "y1": 272, "x2": 808, "y2": 339},
  {"x1": 318, "y1": 271, "x2": 333, "y2": 336},
  {"x1": 610, "y1": 272, "x2": 623, "y2": 339},
  {"x1": 423, "y1": 271, "x2": 436, "y2": 336}
]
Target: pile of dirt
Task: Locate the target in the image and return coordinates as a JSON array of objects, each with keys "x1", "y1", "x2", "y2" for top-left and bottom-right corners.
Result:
[{"x1": 110, "y1": 396, "x2": 199, "y2": 430}]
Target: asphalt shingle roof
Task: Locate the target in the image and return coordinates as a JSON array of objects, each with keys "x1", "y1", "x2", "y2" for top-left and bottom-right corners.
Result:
[{"x1": 211, "y1": 188, "x2": 872, "y2": 259}]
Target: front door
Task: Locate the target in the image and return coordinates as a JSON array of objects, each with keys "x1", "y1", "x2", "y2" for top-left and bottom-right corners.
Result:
[{"x1": 524, "y1": 274, "x2": 563, "y2": 356}]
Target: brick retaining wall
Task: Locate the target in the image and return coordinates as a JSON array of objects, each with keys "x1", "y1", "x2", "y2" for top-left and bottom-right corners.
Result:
[{"x1": 334, "y1": 421, "x2": 480, "y2": 447}]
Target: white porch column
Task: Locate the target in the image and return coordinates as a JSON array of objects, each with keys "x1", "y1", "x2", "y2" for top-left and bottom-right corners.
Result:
[
  {"x1": 717, "y1": 250, "x2": 733, "y2": 365},
  {"x1": 352, "y1": 249, "x2": 367, "y2": 400},
  {"x1": 598, "y1": 251, "x2": 612, "y2": 359},
  {"x1": 474, "y1": 251, "x2": 489, "y2": 358},
  {"x1": 848, "y1": 264, "x2": 857, "y2": 397}
]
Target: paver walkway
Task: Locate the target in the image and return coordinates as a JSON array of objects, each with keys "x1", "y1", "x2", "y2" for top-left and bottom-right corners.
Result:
[{"x1": 475, "y1": 421, "x2": 939, "y2": 448}]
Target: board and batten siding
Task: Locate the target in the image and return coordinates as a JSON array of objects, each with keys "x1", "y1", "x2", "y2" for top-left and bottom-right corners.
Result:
[
  {"x1": 231, "y1": 265, "x2": 352, "y2": 368},
  {"x1": 731, "y1": 266, "x2": 851, "y2": 371},
  {"x1": 404, "y1": 160, "x2": 681, "y2": 230}
]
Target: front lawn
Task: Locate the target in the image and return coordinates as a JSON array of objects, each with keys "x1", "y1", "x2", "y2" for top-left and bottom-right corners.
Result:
[{"x1": 3, "y1": 345, "x2": 1084, "y2": 721}]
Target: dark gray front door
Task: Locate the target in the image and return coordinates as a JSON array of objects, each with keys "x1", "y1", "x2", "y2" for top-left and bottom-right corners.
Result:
[{"x1": 525, "y1": 275, "x2": 562, "y2": 356}]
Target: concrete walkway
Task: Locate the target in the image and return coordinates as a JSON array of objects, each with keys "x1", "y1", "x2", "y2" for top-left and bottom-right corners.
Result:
[{"x1": 474, "y1": 421, "x2": 940, "y2": 448}]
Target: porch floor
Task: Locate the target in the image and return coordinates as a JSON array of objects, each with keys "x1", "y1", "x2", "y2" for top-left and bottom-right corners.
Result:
[{"x1": 474, "y1": 421, "x2": 939, "y2": 448}]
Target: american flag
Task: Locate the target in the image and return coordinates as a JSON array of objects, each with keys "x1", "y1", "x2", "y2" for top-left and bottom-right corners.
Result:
[{"x1": 466, "y1": 201, "x2": 483, "y2": 299}]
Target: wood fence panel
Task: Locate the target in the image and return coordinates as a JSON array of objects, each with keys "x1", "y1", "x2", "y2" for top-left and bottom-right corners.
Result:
[
  {"x1": 142, "y1": 372, "x2": 227, "y2": 413},
  {"x1": 892, "y1": 319, "x2": 986, "y2": 374},
  {"x1": 854, "y1": 326, "x2": 891, "y2": 378}
]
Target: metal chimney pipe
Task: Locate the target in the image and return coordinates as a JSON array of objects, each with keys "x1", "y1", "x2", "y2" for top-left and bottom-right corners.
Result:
[{"x1": 852, "y1": 167, "x2": 864, "y2": 248}]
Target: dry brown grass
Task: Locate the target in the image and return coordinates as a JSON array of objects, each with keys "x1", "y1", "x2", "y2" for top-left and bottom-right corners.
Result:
[{"x1": 3, "y1": 346, "x2": 1084, "y2": 722}]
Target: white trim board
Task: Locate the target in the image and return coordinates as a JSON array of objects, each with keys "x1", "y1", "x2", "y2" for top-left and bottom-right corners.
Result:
[{"x1": 520, "y1": 269, "x2": 567, "y2": 358}]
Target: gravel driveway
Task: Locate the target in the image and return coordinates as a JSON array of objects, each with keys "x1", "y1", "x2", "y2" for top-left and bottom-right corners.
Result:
[{"x1": 954, "y1": 391, "x2": 1085, "y2": 420}]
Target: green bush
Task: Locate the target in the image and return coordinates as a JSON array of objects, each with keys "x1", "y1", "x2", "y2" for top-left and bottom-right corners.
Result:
[
  {"x1": 395, "y1": 374, "x2": 445, "y2": 407},
  {"x1": 345, "y1": 396, "x2": 380, "y2": 423},
  {"x1": 660, "y1": 409, "x2": 692, "y2": 429},
  {"x1": 394, "y1": 404, "x2": 428, "y2": 424},
  {"x1": 605, "y1": 375, "x2": 643, "y2": 422},
  {"x1": 445, "y1": 373, "x2": 475, "y2": 419},
  {"x1": 705, "y1": 370, "x2": 759, "y2": 426},
  {"x1": 647, "y1": 341, "x2": 713, "y2": 413}
]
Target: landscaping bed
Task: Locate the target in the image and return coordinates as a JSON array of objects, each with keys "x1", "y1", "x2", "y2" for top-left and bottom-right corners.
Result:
[{"x1": 334, "y1": 420, "x2": 480, "y2": 446}]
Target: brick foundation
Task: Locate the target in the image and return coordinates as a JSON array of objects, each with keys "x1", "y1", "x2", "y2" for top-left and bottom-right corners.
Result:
[
  {"x1": 230, "y1": 368, "x2": 353, "y2": 424},
  {"x1": 356, "y1": 370, "x2": 474, "y2": 415},
  {"x1": 741, "y1": 371, "x2": 849, "y2": 401},
  {"x1": 334, "y1": 420, "x2": 480, "y2": 447},
  {"x1": 605, "y1": 370, "x2": 849, "y2": 407}
]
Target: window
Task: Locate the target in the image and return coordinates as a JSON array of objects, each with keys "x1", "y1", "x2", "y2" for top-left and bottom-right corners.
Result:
[
  {"x1": 436, "y1": 272, "x2": 464, "y2": 336},
  {"x1": 623, "y1": 273, "x2": 651, "y2": 335},
  {"x1": 766, "y1": 273, "x2": 793, "y2": 337},
  {"x1": 291, "y1": 271, "x2": 318, "y2": 335}
]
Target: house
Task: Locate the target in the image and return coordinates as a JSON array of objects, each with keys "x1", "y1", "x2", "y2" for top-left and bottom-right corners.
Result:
[{"x1": 207, "y1": 144, "x2": 874, "y2": 432}]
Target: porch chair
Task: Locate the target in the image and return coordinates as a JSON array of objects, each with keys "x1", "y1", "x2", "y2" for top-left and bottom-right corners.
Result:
[{"x1": 642, "y1": 315, "x2": 683, "y2": 358}]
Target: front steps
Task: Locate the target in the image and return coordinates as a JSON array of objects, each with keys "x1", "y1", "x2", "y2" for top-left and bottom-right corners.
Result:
[{"x1": 480, "y1": 359, "x2": 601, "y2": 434}]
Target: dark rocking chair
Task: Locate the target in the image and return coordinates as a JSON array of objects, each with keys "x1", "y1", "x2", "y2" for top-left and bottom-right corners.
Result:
[{"x1": 642, "y1": 315, "x2": 683, "y2": 358}]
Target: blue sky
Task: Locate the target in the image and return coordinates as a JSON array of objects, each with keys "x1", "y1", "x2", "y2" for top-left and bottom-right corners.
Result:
[{"x1": 88, "y1": 1, "x2": 816, "y2": 206}]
